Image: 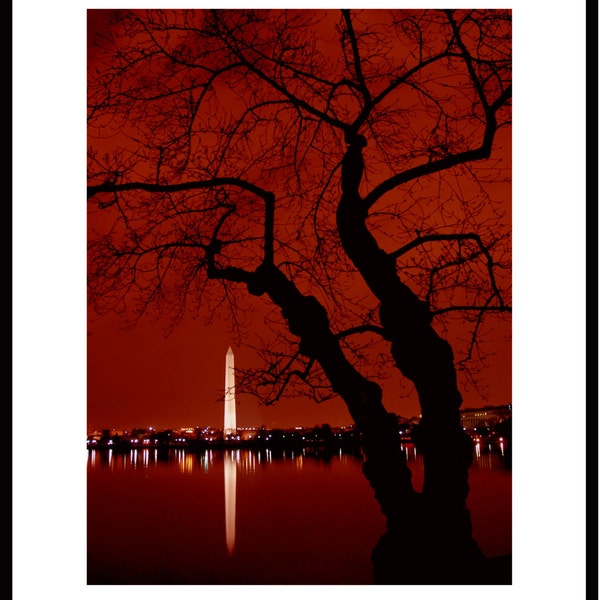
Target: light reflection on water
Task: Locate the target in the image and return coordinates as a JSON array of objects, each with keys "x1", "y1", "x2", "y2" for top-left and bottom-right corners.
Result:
[
  {"x1": 87, "y1": 443, "x2": 510, "y2": 584},
  {"x1": 224, "y1": 450, "x2": 236, "y2": 555}
]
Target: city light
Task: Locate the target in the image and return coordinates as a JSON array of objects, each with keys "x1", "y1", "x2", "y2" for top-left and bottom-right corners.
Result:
[{"x1": 86, "y1": 406, "x2": 510, "y2": 459}]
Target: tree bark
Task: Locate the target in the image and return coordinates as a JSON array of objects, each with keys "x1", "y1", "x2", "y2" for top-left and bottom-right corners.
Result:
[
  {"x1": 248, "y1": 262, "x2": 422, "y2": 539},
  {"x1": 337, "y1": 134, "x2": 487, "y2": 583}
]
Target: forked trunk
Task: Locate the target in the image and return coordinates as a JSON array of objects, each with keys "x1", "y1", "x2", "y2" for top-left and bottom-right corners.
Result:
[{"x1": 336, "y1": 135, "x2": 488, "y2": 583}]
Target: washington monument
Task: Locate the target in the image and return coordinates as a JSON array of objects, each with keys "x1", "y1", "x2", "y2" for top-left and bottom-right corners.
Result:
[{"x1": 224, "y1": 346, "x2": 237, "y2": 437}]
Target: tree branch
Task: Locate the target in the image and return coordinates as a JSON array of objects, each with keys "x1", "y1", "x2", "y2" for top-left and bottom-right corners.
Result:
[
  {"x1": 210, "y1": 10, "x2": 351, "y2": 133},
  {"x1": 431, "y1": 305, "x2": 511, "y2": 316},
  {"x1": 335, "y1": 324, "x2": 386, "y2": 340},
  {"x1": 363, "y1": 81, "x2": 511, "y2": 209},
  {"x1": 390, "y1": 232, "x2": 505, "y2": 306},
  {"x1": 87, "y1": 177, "x2": 274, "y2": 202},
  {"x1": 341, "y1": 10, "x2": 371, "y2": 105}
]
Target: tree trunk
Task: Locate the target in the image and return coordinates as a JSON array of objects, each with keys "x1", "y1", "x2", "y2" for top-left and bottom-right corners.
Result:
[
  {"x1": 242, "y1": 131, "x2": 490, "y2": 581},
  {"x1": 336, "y1": 134, "x2": 487, "y2": 583},
  {"x1": 249, "y1": 263, "x2": 421, "y2": 534}
]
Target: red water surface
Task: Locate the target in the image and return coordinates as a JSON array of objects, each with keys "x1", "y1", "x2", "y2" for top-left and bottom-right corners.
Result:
[{"x1": 87, "y1": 446, "x2": 511, "y2": 584}]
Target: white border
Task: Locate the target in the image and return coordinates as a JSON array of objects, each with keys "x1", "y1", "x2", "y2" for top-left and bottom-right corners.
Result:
[{"x1": 13, "y1": 2, "x2": 588, "y2": 599}]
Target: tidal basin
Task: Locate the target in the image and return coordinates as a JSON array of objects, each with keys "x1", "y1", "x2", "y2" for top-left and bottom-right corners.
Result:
[{"x1": 87, "y1": 443, "x2": 511, "y2": 585}]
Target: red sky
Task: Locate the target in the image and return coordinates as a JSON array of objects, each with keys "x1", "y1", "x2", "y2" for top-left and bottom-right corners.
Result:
[
  {"x1": 86, "y1": 9, "x2": 512, "y2": 433},
  {"x1": 87, "y1": 306, "x2": 511, "y2": 431},
  {"x1": 87, "y1": 309, "x2": 380, "y2": 431}
]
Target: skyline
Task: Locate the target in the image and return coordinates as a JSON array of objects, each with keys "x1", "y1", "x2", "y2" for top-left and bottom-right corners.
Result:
[{"x1": 87, "y1": 310, "x2": 511, "y2": 431}]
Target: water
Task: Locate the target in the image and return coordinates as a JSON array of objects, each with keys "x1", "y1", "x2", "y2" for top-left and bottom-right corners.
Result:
[{"x1": 87, "y1": 444, "x2": 511, "y2": 584}]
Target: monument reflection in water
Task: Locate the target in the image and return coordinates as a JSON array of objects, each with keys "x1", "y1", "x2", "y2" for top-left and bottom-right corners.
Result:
[
  {"x1": 87, "y1": 444, "x2": 510, "y2": 584},
  {"x1": 224, "y1": 450, "x2": 236, "y2": 555}
]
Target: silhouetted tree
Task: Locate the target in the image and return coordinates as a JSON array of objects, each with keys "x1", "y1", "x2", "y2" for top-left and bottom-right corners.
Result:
[{"x1": 88, "y1": 8, "x2": 511, "y2": 584}]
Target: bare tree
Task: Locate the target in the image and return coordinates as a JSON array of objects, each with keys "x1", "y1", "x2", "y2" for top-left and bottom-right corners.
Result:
[{"x1": 88, "y1": 8, "x2": 511, "y2": 583}]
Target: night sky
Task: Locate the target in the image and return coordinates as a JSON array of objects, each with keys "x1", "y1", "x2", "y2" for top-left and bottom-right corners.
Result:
[{"x1": 84, "y1": 9, "x2": 515, "y2": 432}]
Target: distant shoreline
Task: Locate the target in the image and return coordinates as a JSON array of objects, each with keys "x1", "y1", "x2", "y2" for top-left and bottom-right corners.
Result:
[{"x1": 87, "y1": 431, "x2": 511, "y2": 455}]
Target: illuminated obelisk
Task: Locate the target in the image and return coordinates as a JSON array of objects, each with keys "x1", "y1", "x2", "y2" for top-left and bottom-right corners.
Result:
[
  {"x1": 223, "y1": 346, "x2": 237, "y2": 438},
  {"x1": 224, "y1": 347, "x2": 237, "y2": 555}
]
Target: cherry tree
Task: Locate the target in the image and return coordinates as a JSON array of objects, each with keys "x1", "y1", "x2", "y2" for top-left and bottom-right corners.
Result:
[{"x1": 88, "y1": 8, "x2": 511, "y2": 583}]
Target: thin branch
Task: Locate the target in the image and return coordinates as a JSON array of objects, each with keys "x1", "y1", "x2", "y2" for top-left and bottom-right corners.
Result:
[
  {"x1": 354, "y1": 49, "x2": 452, "y2": 130},
  {"x1": 432, "y1": 305, "x2": 511, "y2": 315},
  {"x1": 210, "y1": 10, "x2": 351, "y2": 133},
  {"x1": 335, "y1": 324, "x2": 386, "y2": 340},
  {"x1": 444, "y1": 10, "x2": 488, "y2": 110},
  {"x1": 341, "y1": 10, "x2": 371, "y2": 105},
  {"x1": 364, "y1": 83, "x2": 511, "y2": 208},
  {"x1": 389, "y1": 232, "x2": 504, "y2": 306}
]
